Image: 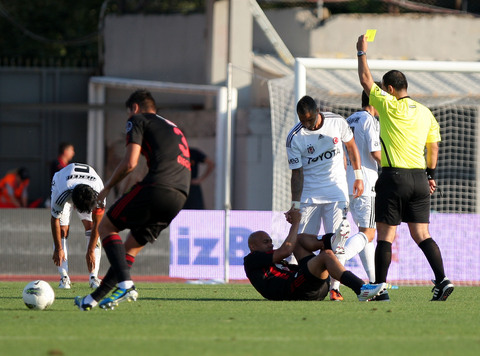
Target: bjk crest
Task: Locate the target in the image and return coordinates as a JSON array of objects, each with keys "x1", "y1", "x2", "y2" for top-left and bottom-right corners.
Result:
[{"x1": 307, "y1": 145, "x2": 315, "y2": 154}]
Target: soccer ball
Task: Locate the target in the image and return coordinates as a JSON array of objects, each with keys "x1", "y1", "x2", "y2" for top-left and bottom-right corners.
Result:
[{"x1": 22, "y1": 280, "x2": 55, "y2": 310}]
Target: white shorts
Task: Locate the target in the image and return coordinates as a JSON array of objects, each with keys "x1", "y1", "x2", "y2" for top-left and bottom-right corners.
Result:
[
  {"x1": 298, "y1": 201, "x2": 348, "y2": 235},
  {"x1": 59, "y1": 201, "x2": 92, "y2": 226},
  {"x1": 349, "y1": 195, "x2": 376, "y2": 229}
]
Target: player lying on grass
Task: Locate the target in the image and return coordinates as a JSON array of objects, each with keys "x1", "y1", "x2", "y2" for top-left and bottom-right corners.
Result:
[{"x1": 243, "y1": 209, "x2": 386, "y2": 301}]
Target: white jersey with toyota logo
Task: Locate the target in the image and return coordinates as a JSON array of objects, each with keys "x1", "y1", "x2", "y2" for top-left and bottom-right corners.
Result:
[
  {"x1": 286, "y1": 112, "x2": 353, "y2": 203},
  {"x1": 51, "y1": 163, "x2": 105, "y2": 218}
]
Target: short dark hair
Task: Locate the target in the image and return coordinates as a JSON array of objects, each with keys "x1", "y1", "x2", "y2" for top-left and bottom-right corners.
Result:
[
  {"x1": 362, "y1": 81, "x2": 381, "y2": 107},
  {"x1": 71, "y1": 184, "x2": 97, "y2": 213},
  {"x1": 58, "y1": 142, "x2": 73, "y2": 155},
  {"x1": 361, "y1": 91, "x2": 369, "y2": 108},
  {"x1": 125, "y1": 89, "x2": 157, "y2": 112},
  {"x1": 382, "y1": 70, "x2": 408, "y2": 91},
  {"x1": 18, "y1": 167, "x2": 29, "y2": 180},
  {"x1": 296, "y1": 95, "x2": 317, "y2": 116}
]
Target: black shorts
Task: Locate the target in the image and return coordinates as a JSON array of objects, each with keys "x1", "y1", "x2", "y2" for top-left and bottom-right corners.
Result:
[
  {"x1": 375, "y1": 168, "x2": 430, "y2": 225},
  {"x1": 288, "y1": 255, "x2": 330, "y2": 301},
  {"x1": 107, "y1": 183, "x2": 187, "y2": 245}
]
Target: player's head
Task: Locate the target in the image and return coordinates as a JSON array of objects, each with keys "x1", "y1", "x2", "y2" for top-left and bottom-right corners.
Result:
[
  {"x1": 58, "y1": 142, "x2": 75, "y2": 160},
  {"x1": 125, "y1": 89, "x2": 157, "y2": 115},
  {"x1": 362, "y1": 81, "x2": 381, "y2": 107},
  {"x1": 248, "y1": 231, "x2": 274, "y2": 252},
  {"x1": 297, "y1": 95, "x2": 320, "y2": 130},
  {"x1": 71, "y1": 184, "x2": 97, "y2": 213},
  {"x1": 17, "y1": 167, "x2": 30, "y2": 181},
  {"x1": 382, "y1": 70, "x2": 408, "y2": 92}
]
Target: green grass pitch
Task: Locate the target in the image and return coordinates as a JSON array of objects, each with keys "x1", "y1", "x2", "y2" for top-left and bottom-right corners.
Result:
[{"x1": 1, "y1": 282, "x2": 479, "y2": 356}]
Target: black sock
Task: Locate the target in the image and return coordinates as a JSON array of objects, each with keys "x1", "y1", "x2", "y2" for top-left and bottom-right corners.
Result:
[
  {"x1": 322, "y1": 233, "x2": 334, "y2": 250},
  {"x1": 340, "y1": 271, "x2": 364, "y2": 295},
  {"x1": 102, "y1": 234, "x2": 132, "y2": 284},
  {"x1": 375, "y1": 240, "x2": 392, "y2": 284},
  {"x1": 418, "y1": 238, "x2": 445, "y2": 283},
  {"x1": 91, "y1": 254, "x2": 136, "y2": 301}
]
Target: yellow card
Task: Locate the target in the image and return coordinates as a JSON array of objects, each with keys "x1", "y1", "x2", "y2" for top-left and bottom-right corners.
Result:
[{"x1": 365, "y1": 29, "x2": 377, "y2": 42}]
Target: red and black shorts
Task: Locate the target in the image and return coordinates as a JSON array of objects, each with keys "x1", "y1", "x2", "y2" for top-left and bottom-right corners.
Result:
[
  {"x1": 107, "y1": 183, "x2": 187, "y2": 245},
  {"x1": 288, "y1": 255, "x2": 330, "y2": 301},
  {"x1": 375, "y1": 167, "x2": 430, "y2": 225}
]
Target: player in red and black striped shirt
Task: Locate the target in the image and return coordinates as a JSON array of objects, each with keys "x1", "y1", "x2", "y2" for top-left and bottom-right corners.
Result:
[
  {"x1": 244, "y1": 209, "x2": 387, "y2": 301},
  {"x1": 75, "y1": 89, "x2": 191, "y2": 311}
]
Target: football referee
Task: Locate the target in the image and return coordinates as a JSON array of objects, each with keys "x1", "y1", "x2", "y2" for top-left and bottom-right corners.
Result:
[{"x1": 356, "y1": 34, "x2": 454, "y2": 301}]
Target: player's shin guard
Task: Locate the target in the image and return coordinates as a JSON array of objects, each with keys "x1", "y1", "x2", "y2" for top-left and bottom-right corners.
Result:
[
  {"x1": 343, "y1": 232, "x2": 368, "y2": 260},
  {"x1": 57, "y1": 238, "x2": 68, "y2": 276},
  {"x1": 374, "y1": 240, "x2": 392, "y2": 284},
  {"x1": 85, "y1": 230, "x2": 102, "y2": 277},
  {"x1": 359, "y1": 240, "x2": 376, "y2": 283}
]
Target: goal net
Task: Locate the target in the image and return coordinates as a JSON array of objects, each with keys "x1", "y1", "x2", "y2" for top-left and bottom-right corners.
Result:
[{"x1": 268, "y1": 58, "x2": 480, "y2": 285}]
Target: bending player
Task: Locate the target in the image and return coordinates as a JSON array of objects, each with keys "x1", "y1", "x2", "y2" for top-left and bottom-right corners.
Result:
[
  {"x1": 244, "y1": 208, "x2": 386, "y2": 301},
  {"x1": 50, "y1": 163, "x2": 105, "y2": 289}
]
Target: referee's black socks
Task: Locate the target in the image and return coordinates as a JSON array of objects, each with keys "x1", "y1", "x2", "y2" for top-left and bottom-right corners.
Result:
[
  {"x1": 419, "y1": 238, "x2": 446, "y2": 284},
  {"x1": 374, "y1": 240, "x2": 392, "y2": 284}
]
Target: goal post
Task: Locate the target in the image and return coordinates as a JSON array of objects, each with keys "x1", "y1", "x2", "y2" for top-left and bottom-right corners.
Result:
[
  {"x1": 269, "y1": 57, "x2": 480, "y2": 285},
  {"x1": 87, "y1": 76, "x2": 238, "y2": 210}
]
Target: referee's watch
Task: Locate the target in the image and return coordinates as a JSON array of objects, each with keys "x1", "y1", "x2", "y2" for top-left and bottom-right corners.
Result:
[{"x1": 357, "y1": 51, "x2": 366, "y2": 57}]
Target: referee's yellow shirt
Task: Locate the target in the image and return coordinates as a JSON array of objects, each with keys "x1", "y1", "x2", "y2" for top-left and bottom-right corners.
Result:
[{"x1": 370, "y1": 83, "x2": 441, "y2": 169}]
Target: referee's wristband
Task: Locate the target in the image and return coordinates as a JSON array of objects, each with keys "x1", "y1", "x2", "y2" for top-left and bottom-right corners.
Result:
[
  {"x1": 354, "y1": 169, "x2": 363, "y2": 180},
  {"x1": 291, "y1": 201, "x2": 300, "y2": 210},
  {"x1": 426, "y1": 167, "x2": 436, "y2": 180}
]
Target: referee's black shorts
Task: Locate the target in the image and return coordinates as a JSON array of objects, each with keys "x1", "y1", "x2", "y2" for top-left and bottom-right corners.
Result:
[
  {"x1": 375, "y1": 167, "x2": 430, "y2": 225},
  {"x1": 107, "y1": 183, "x2": 187, "y2": 245}
]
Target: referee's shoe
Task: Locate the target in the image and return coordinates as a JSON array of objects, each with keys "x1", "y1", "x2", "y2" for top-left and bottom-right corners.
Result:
[{"x1": 431, "y1": 277, "x2": 454, "y2": 301}]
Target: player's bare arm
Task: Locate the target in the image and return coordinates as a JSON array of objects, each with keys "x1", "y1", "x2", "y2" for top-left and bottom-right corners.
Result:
[
  {"x1": 51, "y1": 216, "x2": 66, "y2": 266},
  {"x1": 290, "y1": 167, "x2": 304, "y2": 211},
  {"x1": 426, "y1": 141, "x2": 439, "y2": 194},
  {"x1": 85, "y1": 208, "x2": 104, "y2": 272},
  {"x1": 344, "y1": 138, "x2": 364, "y2": 197},
  {"x1": 357, "y1": 35, "x2": 374, "y2": 95},
  {"x1": 97, "y1": 143, "x2": 142, "y2": 202},
  {"x1": 272, "y1": 209, "x2": 301, "y2": 263},
  {"x1": 371, "y1": 150, "x2": 382, "y2": 165}
]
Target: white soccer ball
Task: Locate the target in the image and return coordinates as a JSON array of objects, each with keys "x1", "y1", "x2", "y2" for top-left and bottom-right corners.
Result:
[{"x1": 22, "y1": 280, "x2": 55, "y2": 310}]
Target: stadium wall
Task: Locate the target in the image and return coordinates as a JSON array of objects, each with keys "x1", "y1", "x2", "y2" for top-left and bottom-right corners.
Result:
[{"x1": 2, "y1": 208, "x2": 479, "y2": 285}]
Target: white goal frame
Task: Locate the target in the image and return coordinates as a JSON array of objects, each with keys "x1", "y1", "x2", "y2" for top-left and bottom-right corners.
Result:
[
  {"x1": 87, "y1": 76, "x2": 238, "y2": 210},
  {"x1": 294, "y1": 58, "x2": 480, "y2": 213},
  {"x1": 295, "y1": 57, "x2": 480, "y2": 105}
]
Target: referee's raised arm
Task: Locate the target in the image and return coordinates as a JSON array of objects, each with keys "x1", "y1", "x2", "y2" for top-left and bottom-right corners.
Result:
[{"x1": 356, "y1": 35, "x2": 374, "y2": 94}]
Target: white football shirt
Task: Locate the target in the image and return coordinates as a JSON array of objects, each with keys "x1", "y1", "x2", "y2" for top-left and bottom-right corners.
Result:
[
  {"x1": 51, "y1": 163, "x2": 105, "y2": 218},
  {"x1": 286, "y1": 112, "x2": 353, "y2": 203},
  {"x1": 346, "y1": 110, "x2": 380, "y2": 197}
]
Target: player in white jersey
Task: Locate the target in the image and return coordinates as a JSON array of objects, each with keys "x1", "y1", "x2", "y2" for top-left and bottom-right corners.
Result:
[
  {"x1": 50, "y1": 163, "x2": 106, "y2": 289},
  {"x1": 286, "y1": 95, "x2": 364, "y2": 301},
  {"x1": 330, "y1": 91, "x2": 382, "y2": 297}
]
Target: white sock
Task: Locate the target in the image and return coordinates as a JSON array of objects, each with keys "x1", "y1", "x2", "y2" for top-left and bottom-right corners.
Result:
[
  {"x1": 117, "y1": 280, "x2": 134, "y2": 289},
  {"x1": 85, "y1": 230, "x2": 101, "y2": 278},
  {"x1": 359, "y1": 240, "x2": 376, "y2": 283},
  {"x1": 83, "y1": 294, "x2": 98, "y2": 307},
  {"x1": 57, "y1": 238, "x2": 68, "y2": 277},
  {"x1": 330, "y1": 254, "x2": 346, "y2": 291},
  {"x1": 344, "y1": 232, "x2": 369, "y2": 261}
]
